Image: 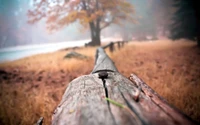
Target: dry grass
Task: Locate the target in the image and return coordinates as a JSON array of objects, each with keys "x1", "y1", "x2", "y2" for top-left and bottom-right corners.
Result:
[{"x1": 0, "y1": 39, "x2": 200, "y2": 125}]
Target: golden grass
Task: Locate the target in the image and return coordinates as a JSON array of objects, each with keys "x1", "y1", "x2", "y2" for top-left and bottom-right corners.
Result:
[{"x1": 0, "y1": 39, "x2": 200, "y2": 125}]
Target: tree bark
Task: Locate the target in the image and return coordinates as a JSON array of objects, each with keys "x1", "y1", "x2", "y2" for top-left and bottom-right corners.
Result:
[
  {"x1": 52, "y1": 42, "x2": 197, "y2": 125},
  {"x1": 91, "y1": 29, "x2": 101, "y2": 46},
  {"x1": 88, "y1": 22, "x2": 101, "y2": 46},
  {"x1": 82, "y1": 0, "x2": 101, "y2": 46}
]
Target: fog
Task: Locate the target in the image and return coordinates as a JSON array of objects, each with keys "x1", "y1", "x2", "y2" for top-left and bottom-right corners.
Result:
[{"x1": 0, "y1": 0, "x2": 173, "y2": 48}]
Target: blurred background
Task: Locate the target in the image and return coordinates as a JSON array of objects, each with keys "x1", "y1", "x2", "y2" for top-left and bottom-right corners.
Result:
[
  {"x1": 0, "y1": 0, "x2": 200, "y2": 125},
  {"x1": 0, "y1": 0, "x2": 173, "y2": 48}
]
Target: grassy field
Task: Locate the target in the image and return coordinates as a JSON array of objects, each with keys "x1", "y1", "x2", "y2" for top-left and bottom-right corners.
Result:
[{"x1": 0, "y1": 39, "x2": 199, "y2": 125}]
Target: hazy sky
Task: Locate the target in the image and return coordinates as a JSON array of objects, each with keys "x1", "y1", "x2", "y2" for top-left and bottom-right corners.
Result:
[
  {"x1": 0, "y1": 0, "x2": 173, "y2": 48},
  {"x1": 0, "y1": 0, "x2": 91, "y2": 48}
]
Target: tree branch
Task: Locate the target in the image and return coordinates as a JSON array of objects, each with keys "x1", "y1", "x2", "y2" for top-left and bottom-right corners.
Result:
[{"x1": 100, "y1": 20, "x2": 113, "y2": 30}]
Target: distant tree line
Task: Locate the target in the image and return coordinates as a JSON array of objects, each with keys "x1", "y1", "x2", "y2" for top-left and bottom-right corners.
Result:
[
  {"x1": 170, "y1": 0, "x2": 200, "y2": 47},
  {"x1": 3, "y1": 0, "x2": 200, "y2": 47}
]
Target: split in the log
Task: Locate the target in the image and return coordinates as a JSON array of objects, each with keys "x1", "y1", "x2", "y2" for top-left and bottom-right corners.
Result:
[
  {"x1": 36, "y1": 117, "x2": 43, "y2": 125},
  {"x1": 52, "y1": 42, "x2": 197, "y2": 125}
]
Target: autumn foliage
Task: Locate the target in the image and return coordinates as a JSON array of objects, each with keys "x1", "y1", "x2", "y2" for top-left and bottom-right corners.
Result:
[{"x1": 28, "y1": 0, "x2": 135, "y2": 45}]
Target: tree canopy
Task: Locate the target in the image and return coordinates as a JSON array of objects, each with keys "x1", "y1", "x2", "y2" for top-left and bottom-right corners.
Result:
[
  {"x1": 169, "y1": 0, "x2": 200, "y2": 46},
  {"x1": 28, "y1": 0, "x2": 135, "y2": 46},
  {"x1": 170, "y1": 0, "x2": 197, "y2": 40}
]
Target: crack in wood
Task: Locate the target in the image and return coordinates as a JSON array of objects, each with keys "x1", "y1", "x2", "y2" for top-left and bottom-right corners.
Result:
[
  {"x1": 103, "y1": 79, "x2": 109, "y2": 104},
  {"x1": 52, "y1": 42, "x2": 197, "y2": 125},
  {"x1": 97, "y1": 71, "x2": 118, "y2": 125},
  {"x1": 103, "y1": 79, "x2": 118, "y2": 125},
  {"x1": 129, "y1": 74, "x2": 197, "y2": 125},
  {"x1": 119, "y1": 87, "x2": 149, "y2": 125}
]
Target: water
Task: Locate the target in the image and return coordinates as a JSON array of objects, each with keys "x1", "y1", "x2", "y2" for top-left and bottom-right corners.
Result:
[
  {"x1": 0, "y1": 37, "x2": 123, "y2": 63},
  {"x1": 0, "y1": 37, "x2": 122, "y2": 63},
  {"x1": 0, "y1": 39, "x2": 90, "y2": 63}
]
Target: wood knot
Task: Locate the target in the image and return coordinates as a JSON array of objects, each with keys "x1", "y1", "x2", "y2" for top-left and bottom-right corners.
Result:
[{"x1": 98, "y1": 71, "x2": 108, "y2": 79}]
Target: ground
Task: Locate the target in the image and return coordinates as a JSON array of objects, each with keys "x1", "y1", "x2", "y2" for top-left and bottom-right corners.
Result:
[{"x1": 0, "y1": 39, "x2": 199, "y2": 125}]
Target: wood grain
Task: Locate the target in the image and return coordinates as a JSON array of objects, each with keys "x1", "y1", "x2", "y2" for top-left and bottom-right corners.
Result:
[
  {"x1": 92, "y1": 47, "x2": 118, "y2": 73},
  {"x1": 52, "y1": 42, "x2": 197, "y2": 125}
]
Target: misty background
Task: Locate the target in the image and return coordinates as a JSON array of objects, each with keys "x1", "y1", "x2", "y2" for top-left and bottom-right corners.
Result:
[{"x1": 0, "y1": 0, "x2": 174, "y2": 49}]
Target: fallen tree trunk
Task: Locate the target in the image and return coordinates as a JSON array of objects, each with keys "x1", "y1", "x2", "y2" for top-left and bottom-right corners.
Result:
[{"x1": 52, "y1": 43, "x2": 197, "y2": 125}]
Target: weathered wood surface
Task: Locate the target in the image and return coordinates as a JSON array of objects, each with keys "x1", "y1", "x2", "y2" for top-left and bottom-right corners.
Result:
[
  {"x1": 52, "y1": 74, "x2": 114, "y2": 125},
  {"x1": 129, "y1": 74, "x2": 197, "y2": 125},
  {"x1": 92, "y1": 47, "x2": 118, "y2": 73},
  {"x1": 36, "y1": 117, "x2": 43, "y2": 125},
  {"x1": 52, "y1": 42, "x2": 197, "y2": 125}
]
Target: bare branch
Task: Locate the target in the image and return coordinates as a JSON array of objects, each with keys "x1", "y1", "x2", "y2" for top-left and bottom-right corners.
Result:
[{"x1": 100, "y1": 21, "x2": 113, "y2": 30}]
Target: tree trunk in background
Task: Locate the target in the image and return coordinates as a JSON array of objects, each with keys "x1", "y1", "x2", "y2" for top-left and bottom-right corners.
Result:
[
  {"x1": 197, "y1": 38, "x2": 200, "y2": 47},
  {"x1": 195, "y1": 10, "x2": 200, "y2": 47},
  {"x1": 89, "y1": 22, "x2": 101, "y2": 46},
  {"x1": 192, "y1": 0, "x2": 200, "y2": 47}
]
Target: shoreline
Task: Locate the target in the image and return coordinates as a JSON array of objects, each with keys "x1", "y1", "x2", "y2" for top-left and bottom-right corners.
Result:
[{"x1": 0, "y1": 37, "x2": 122, "y2": 63}]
